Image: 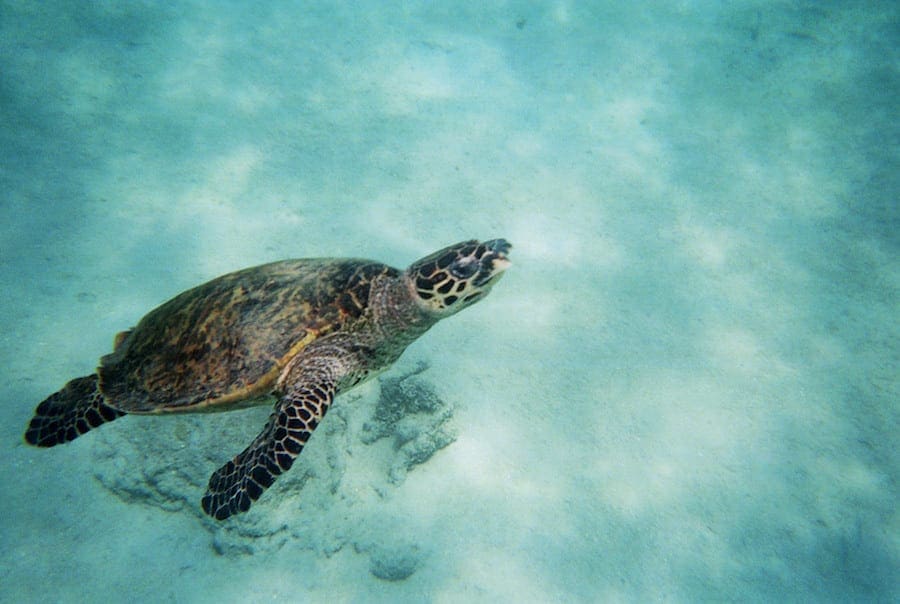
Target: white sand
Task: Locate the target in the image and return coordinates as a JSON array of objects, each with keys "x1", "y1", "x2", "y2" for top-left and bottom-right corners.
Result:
[{"x1": 1, "y1": 2, "x2": 897, "y2": 602}]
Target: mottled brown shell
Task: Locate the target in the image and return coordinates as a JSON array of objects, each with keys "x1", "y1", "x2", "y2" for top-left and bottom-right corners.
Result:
[{"x1": 98, "y1": 259, "x2": 397, "y2": 413}]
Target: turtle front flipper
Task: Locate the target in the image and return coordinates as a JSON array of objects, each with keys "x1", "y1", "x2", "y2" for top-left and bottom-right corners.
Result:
[
  {"x1": 201, "y1": 378, "x2": 335, "y2": 520},
  {"x1": 24, "y1": 375, "x2": 126, "y2": 447}
]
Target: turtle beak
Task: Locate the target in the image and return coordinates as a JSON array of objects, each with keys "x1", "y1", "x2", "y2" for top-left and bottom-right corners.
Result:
[
  {"x1": 491, "y1": 256, "x2": 512, "y2": 274},
  {"x1": 475, "y1": 239, "x2": 512, "y2": 285},
  {"x1": 487, "y1": 238, "x2": 511, "y2": 272}
]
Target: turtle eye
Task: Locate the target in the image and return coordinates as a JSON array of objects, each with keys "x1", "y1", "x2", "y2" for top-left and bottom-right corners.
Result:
[{"x1": 449, "y1": 257, "x2": 478, "y2": 279}]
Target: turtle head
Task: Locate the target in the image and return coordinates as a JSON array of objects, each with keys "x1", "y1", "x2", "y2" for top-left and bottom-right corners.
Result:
[{"x1": 406, "y1": 239, "x2": 512, "y2": 317}]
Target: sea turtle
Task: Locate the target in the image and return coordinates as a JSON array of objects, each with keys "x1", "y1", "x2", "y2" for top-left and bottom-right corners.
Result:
[{"x1": 24, "y1": 239, "x2": 511, "y2": 519}]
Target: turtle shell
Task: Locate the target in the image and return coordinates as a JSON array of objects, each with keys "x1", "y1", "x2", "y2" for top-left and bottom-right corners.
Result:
[{"x1": 98, "y1": 259, "x2": 397, "y2": 413}]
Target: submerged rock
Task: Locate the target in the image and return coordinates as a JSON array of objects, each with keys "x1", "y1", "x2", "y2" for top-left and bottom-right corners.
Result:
[
  {"x1": 91, "y1": 361, "x2": 454, "y2": 569},
  {"x1": 368, "y1": 542, "x2": 423, "y2": 581},
  {"x1": 361, "y1": 361, "x2": 458, "y2": 484}
]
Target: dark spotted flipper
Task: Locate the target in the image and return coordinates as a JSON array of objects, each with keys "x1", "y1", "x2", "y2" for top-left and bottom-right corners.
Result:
[
  {"x1": 24, "y1": 374, "x2": 126, "y2": 447},
  {"x1": 201, "y1": 379, "x2": 335, "y2": 520}
]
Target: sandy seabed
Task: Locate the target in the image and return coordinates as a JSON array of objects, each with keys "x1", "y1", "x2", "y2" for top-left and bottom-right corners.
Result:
[{"x1": 1, "y1": 2, "x2": 897, "y2": 602}]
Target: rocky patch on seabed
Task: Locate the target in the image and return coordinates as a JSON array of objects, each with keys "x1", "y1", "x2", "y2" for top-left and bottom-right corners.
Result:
[{"x1": 92, "y1": 362, "x2": 453, "y2": 580}]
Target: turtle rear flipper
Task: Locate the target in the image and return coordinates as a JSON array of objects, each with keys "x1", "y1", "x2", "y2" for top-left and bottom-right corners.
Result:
[
  {"x1": 201, "y1": 378, "x2": 335, "y2": 520},
  {"x1": 24, "y1": 375, "x2": 125, "y2": 447}
]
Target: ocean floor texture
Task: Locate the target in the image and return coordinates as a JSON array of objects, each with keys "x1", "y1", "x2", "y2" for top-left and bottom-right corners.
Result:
[{"x1": 1, "y1": 2, "x2": 897, "y2": 602}]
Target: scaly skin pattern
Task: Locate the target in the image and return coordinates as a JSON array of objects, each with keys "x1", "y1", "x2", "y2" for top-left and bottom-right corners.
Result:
[
  {"x1": 202, "y1": 274, "x2": 439, "y2": 520},
  {"x1": 202, "y1": 333, "x2": 378, "y2": 519},
  {"x1": 23, "y1": 239, "x2": 512, "y2": 519},
  {"x1": 201, "y1": 354, "x2": 339, "y2": 519},
  {"x1": 23, "y1": 375, "x2": 125, "y2": 447}
]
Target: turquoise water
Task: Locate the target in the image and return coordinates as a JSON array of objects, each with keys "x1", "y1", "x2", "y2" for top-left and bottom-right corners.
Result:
[{"x1": 2, "y1": 2, "x2": 897, "y2": 602}]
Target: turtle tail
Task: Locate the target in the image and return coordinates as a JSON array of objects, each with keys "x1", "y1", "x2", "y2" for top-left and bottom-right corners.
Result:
[{"x1": 24, "y1": 374, "x2": 125, "y2": 447}]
